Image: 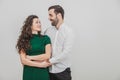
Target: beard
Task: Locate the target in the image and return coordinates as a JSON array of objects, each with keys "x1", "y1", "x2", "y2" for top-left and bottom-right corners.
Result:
[{"x1": 51, "y1": 18, "x2": 59, "y2": 26}]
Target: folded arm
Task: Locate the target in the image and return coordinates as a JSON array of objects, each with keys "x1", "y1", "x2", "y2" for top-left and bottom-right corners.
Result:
[
  {"x1": 27, "y1": 44, "x2": 51, "y2": 61},
  {"x1": 19, "y1": 50, "x2": 49, "y2": 68}
]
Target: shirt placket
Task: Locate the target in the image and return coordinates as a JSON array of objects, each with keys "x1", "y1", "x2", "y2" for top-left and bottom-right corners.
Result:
[{"x1": 53, "y1": 30, "x2": 59, "y2": 56}]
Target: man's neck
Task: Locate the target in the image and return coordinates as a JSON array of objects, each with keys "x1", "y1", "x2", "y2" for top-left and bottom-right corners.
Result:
[{"x1": 56, "y1": 20, "x2": 64, "y2": 30}]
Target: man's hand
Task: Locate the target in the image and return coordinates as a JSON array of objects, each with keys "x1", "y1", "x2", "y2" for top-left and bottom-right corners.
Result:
[
  {"x1": 38, "y1": 61, "x2": 51, "y2": 68},
  {"x1": 46, "y1": 60, "x2": 52, "y2": 66}
]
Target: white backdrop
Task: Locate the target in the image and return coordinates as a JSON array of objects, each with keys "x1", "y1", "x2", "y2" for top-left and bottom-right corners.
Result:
[{"x1": 0, "y1": 0, "x2": 120, "y2": 80}]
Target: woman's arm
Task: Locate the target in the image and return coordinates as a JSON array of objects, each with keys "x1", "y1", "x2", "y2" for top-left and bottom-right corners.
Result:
[
  {"x1": 27, "y1": 44, "x2": 51, "y2": 61},
  {"x1": 19, "y1": 50, "x2": 49, "y2": 68}
]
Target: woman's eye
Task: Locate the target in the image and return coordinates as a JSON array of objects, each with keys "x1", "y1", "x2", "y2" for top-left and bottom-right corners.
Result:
[{"x1": 36, "y1": 22, "x2": 38, "y2": 24}]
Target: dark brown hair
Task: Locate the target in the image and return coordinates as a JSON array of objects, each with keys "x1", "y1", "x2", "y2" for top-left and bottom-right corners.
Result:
[
  {"x1": 48, "y1": 5, "x2": 64, "y2": 19},
  {"x1": 16, "y1": 15, "x2": 41, "y2": 53}
]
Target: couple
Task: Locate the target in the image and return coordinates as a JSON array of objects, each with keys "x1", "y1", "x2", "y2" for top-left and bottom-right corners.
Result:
[{"x1": 16, "y1": 5, "x2": 74, "y2": 80}]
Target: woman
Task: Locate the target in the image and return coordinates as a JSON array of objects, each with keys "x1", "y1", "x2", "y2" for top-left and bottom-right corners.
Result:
[{"x1": 16, "y1": 15, "x2": 51, "y2": 80}]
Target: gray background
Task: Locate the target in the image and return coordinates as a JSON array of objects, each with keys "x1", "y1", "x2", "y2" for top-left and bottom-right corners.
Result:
[{"x1": 0, "y1": 0, "x2": 120, "y2": 80}]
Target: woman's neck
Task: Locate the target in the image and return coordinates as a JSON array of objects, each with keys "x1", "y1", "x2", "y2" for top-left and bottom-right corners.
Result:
[{"x1": 32, "y1": 31, "x2": 38, "y2": 34}]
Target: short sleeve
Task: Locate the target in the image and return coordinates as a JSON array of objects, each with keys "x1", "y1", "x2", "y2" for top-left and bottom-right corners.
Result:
[{"x1": 44, "y1": 35, "x2": 51, "y2": 46}]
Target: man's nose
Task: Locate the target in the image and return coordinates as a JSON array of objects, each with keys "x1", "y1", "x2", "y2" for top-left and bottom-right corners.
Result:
[
  {"x1": 48, "y1": 17, "x2": 50, "y2": 20},
  {"x1": 39, "y1": 23, "x2": 41, "y2": 26}
]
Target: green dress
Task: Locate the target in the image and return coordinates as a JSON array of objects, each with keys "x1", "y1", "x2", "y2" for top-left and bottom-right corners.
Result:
[{"x1": 23, "y1": 34, "x2": 51, "y2": 80}]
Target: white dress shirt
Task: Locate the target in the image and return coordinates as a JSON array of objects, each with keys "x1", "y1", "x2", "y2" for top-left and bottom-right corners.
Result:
[{"x1": 45, "y1": 23, "x2": 74, "y2": 73}]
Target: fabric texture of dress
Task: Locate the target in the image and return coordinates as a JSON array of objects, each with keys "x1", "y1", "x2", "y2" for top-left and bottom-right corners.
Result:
[{"x1": 23, "y1": 34, "x2": 51, "y2": 80}]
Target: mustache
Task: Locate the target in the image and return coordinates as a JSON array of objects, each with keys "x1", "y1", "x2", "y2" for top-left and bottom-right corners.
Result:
[{"x1": 50, "y1": 19, "x2": 54, "y2": 21}]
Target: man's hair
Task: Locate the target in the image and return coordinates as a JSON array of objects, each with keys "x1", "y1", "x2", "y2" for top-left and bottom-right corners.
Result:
[{"x1": 48, "y1": 5, "x2": 64, "y2": 19}]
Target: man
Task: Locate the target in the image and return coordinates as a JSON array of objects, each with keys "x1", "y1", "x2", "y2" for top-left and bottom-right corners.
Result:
[{"x1": 45, "y1": 5, "x2": 74, "y2": 80}]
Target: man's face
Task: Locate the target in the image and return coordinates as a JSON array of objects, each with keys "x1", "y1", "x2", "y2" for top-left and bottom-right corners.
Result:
[{"x1": 48, "y1": 9, "x2": 59, "y2": 26}]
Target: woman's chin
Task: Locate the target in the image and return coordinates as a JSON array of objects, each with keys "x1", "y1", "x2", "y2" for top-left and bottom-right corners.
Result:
[{"x1": 37, "y1": 29, "x2": 41, "y2": 31}]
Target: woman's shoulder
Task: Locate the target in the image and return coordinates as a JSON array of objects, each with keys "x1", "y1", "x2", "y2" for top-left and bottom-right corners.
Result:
[
  {"x1": 43, "y1": 35, "x2": 50, "y2": 39},
  {"x1": 42, "y1": 35, "x2": 51, "y2": 44}
]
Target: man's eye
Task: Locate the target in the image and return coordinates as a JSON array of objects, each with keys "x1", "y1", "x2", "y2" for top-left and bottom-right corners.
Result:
[{"x1": 49, "y1": 14, "x2": 52, "y2": 17}]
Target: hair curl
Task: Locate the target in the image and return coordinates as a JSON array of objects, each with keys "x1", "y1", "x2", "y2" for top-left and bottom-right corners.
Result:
[{"x1": 16, "y1": 15, "x2": 41, "y2": 53}]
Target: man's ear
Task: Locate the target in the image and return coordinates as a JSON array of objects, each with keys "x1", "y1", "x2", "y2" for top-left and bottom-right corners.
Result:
[{"x1": 57, "y1": 13, "x2": 61, "y2": 18}]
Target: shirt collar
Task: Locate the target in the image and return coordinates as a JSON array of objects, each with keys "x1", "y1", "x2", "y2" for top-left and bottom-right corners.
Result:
[{"x1": 56, "y1": 22, "x2": 65, "y2": 31}]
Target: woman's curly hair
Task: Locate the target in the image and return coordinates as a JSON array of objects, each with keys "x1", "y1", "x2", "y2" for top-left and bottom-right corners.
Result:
[{"x1": 16, "y1": 15, "x2": 41, "y2": 53}]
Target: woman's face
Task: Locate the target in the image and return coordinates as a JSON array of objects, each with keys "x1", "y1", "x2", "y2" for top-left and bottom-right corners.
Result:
[{"x1": 31, "y1": 18, "x2": 41, "y2": 32}]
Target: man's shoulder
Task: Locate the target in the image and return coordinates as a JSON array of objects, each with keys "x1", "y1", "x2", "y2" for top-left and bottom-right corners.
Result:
[
  {"x1": 63, "y1": 24, "x2": 73, "y2": 33},
  {"x1": 62, "y1": 24, "x2": 74, "y2": 39},
  {"x1": 46, "y1": 26, "x2": 53, "y2": 31},
  {"x1": 44, "y1": 26, "x2": 53, "y2": 34}
]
